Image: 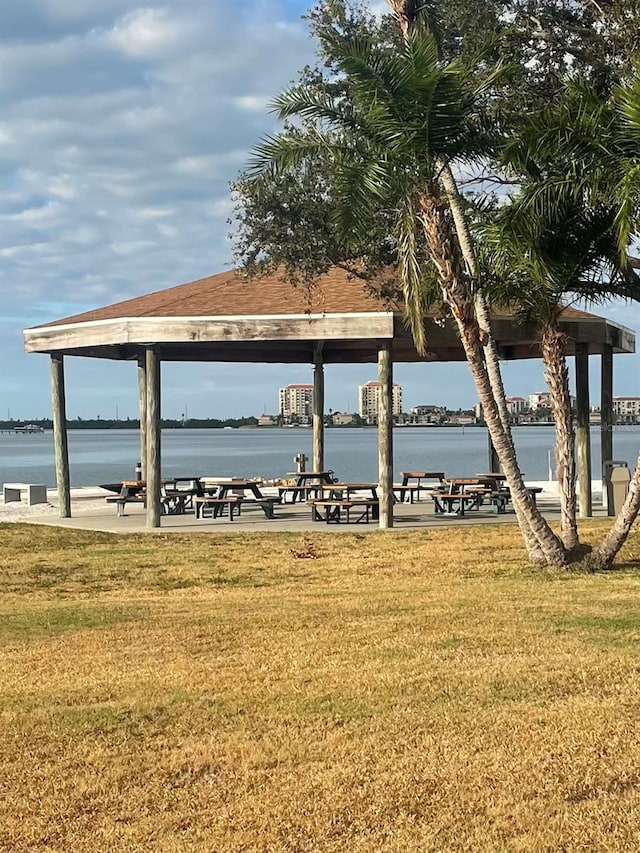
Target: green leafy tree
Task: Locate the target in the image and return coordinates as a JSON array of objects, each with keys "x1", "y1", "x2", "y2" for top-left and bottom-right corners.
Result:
[
  {"x1": 485, "y1": 191, "x2": 639, "y2": 552},
  {"x1": 243, "y1": 10, "x2": 568, "y2": 564},
  {"x1": 486, "y1": 72, "x2": 640, "y2": 567}
]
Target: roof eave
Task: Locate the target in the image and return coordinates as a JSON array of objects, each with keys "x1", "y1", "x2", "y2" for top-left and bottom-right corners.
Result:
[{"x1": 23, "y1": 312, "x2": 396, "y2": 354}]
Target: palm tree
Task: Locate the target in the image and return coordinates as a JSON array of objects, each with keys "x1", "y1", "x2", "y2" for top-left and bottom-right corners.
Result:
[
  {"x1": 588, "y1": 74, "x2": 640, "y2": 565},
  {"x1": 484, "y1": 197, "x2": 639, "y2": 552},
  {"x1": 387, "y1": 0, "x2": 547, "y2": 561},
  {"x1": 249, "y1": 19, "x2": 568, "y2": 564},
  {"x1": 493, "y1": 75, "x2": 640, "y2": 566}
]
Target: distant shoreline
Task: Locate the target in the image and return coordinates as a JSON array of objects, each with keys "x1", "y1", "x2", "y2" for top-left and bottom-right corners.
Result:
[{"x1": 1, "y1": 421, "x2": 618, "y2": 431}]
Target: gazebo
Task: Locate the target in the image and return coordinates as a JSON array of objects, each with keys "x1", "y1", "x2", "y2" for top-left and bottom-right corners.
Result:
[{"x1": 23, "y1": 267, "x2": 636, "y2": 529}]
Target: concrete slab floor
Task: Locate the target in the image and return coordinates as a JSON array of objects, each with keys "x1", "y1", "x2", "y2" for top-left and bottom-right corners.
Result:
[{"x1": 19, "y1": 496, "x2": 593, "y2": 536}]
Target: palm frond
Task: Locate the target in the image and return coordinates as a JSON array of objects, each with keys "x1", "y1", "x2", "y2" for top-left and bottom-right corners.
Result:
[
  {"x1": 396, "y1": 197, "x2": 427, "y2": 354},
  {"x1": 247, "y1": 133, "x2": 332, "y2": 179}
]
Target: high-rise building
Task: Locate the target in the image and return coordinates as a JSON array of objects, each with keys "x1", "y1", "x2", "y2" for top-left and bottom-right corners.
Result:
[
  {"x1": 279, "y1": 384, "x2": 314, "y2": 421},
  {"x1": 358, "y1": 381, "x2": 402, "y2": 423}
]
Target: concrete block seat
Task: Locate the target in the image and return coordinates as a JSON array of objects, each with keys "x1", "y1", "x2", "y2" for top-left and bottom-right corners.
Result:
[{"x1": 3, "y1": 482, "x2": 48, "y2": 506}]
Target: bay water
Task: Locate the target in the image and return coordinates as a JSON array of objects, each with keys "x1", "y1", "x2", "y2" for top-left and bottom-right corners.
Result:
[{"x1": 1, "y1": 426, "x2": 639, "y2": 488}]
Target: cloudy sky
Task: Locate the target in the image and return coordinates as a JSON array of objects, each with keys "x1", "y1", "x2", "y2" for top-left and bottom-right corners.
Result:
[{"x1": 2, "y1": 0, "x2": 639, "y2": 421}]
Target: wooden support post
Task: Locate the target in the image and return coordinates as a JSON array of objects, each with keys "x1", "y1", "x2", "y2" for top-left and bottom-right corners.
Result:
[
  {"x1": 378, "y1": 342, "x2": 394, "y2": 529},
  {"x1": 313, "y1": 342, "x2": 325, "y2": 473},
  {"x1": 50, "y1": 354, "x2": 71, "y2": 518},
  {"x1": 145, "y1": 347, "x2": 161, "y2": 529},
  {"x1": 488, "y1": 433, "x2": 500, "y2": 473},
  {"x1": 575, "y1": 342, "x2": 592, "y2": 518},
  {"x1": 601, "y1": 344, "x2": 613, "y2": 510},
  {"x1": 137, "y1": 356, "x2": 148, "y2": 481}
]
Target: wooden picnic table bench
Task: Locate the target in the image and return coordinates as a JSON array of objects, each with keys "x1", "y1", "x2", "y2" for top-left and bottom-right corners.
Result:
[
  {"x1": 314, "y1": 484, "x2": 379, "y2": 519},
  {"x1": 393, "y1": 484, "x2": 428, "y2": 503},
  {"x1": 194, "y1": 494, "x2": 243, "y2": 521},
  {"x1": 204, "y1": 480, "x2": 281, "y2": 518},
  {"x1": 106, "y1": 492, "x2": 146, "y2": 516},
  {"x1": 310, "y1": 498, "x2": 379, "y2": 524},
  {"x1": 241, "y1": 496, "x2": 281, "y2": 519},
  {"x1": 104, "y1": 480, "x2": 146, "y2": 516},
  {"x1": 431, "y1": 492, "x2": 487, "y2": 516}
]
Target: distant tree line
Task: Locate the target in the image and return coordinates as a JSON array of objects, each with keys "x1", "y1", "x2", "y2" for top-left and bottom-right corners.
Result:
[{"x1": 0, "y1": 417, "x2": 259, "y2": 430}]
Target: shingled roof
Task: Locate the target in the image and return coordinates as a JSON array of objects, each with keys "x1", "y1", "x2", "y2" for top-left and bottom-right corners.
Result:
[
  {"x1": 24, "y1": 266, "x2": 635, "y2": 363},
  {"x1": 34, "y1": 265, "x2": 606, "y2": 327},
  {"x1": 36, "y1": 267, "x2": 395, "y2": 328}
]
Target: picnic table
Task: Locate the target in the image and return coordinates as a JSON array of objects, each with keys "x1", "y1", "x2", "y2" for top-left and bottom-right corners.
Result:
[
  {"x1": 160, "y1": 477, "x2": 206, "y2": 514},
  {"x1": 279, "y1": 471, "x2": 336, "y2": 503},
  {"x1": 431, "y1": 478, "x2": 491, "y2": 516},
  {"x1": 475, "y1": 473, "x2": 544, "y2": 509},
  {"x1": 105, "y1": 477, "x2": 206, "y2": 516},
  {"x1": 476, "y1": 472, "x2": 507, "y2": 484},
  {"x1": 398, "y1": 472, "x2": 445, "y2": 501},
  {"x1": 308, "y1": 482, "x2": 378, "y2": 524},
  {"x1": 310, "y1": 482, "x2": 379, "y2": 523},
  {"x1": 197, "y1": 479, "x2": 280, "y2": 519}
]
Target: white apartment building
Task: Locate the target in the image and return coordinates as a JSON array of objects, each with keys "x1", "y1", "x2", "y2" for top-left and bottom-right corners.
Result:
[
  {"x1": 528, "y1": 391, "x2": 552, "y2": 410},
  {"x1": 358, "y1": 381, "x2": 402, "y2": 423},
  {"x1": 613, "y1": 397, "x2": 640, "y2": 420},
  {"x1": 279, "y1": 384, "x2": 313, "y2": 420},
  {"x1": 505, "y1": 396, "x2": 528, "y2": 414}
]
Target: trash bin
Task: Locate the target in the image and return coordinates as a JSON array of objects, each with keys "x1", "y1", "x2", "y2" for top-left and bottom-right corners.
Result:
[{"x1": 603, "y1": 460, "x2": 630, "y2": 516}]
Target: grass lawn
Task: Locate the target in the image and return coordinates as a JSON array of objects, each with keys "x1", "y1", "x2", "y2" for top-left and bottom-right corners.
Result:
[{"x1": 2, "y1": 521, "x2": 640, "y2": 852}]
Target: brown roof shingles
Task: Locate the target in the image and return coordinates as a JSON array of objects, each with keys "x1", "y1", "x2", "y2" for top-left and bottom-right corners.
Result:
[
  {"x1": 35, "y1": 265, "x2": 601, "y2": 329},
  {"x1": 36, "y1": 267, "x2": 395, "y2": 328}
]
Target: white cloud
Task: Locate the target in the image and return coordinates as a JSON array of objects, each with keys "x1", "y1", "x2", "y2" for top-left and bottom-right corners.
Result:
[
  {"x1": 4, "y1": 200, "x2": 65, "y2": 224},
  {"x1": 1, "y1": 0, "x2": 637, "y2": 419},
  {"x1": 235, "y1": 94, "x2": 272, "y2": 112},
  {"x1": 106, "y1": 7, "x2": 192, "y2": 58}
]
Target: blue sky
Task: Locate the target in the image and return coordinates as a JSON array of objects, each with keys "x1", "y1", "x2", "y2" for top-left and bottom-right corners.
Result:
[{"x1": 2, "y1": 0, "x2": 638, "y2": 421}]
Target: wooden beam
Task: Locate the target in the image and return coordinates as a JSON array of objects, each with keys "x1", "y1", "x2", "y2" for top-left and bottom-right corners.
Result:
[
  {"x1": 24, "y1": 314, "x2": 395, "y2": 352},
  {"x1": 50, "y1": 354, "x2": 71, "y2": 518},
  {"x1": 138, "y1": 357, "x2": 148, "y2": 481},
  {"x1": 145, "y1": 347, "x2": 161, "y2": 529},
  {"x1": 378, "y1": 342, "x2": 394, "y2": 529},
  {"x1": 601, "y1": 344, "x2": 613, "y2": 513},
  {"x1": 313, "y1": 342, "x2": 324, "y2": 472},
  {"x1": 575, "y1": 342, "x2": 592, "y2": 518}
]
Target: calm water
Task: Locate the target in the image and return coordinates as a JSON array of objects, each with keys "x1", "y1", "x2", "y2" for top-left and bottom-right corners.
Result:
[{"x1": 1, "y1": 426, "x2": 639, "y2": 487}]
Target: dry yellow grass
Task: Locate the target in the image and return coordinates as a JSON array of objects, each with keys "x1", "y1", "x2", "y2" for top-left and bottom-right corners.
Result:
[{"x1": 2, "y1": 521, "x2": 640, "y2": 852}]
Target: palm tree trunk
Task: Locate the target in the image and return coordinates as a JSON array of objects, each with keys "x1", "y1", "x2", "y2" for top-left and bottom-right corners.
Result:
[
  {"x1": 388, "y1": 1, "x2": 418, "y2": 37},
  {"x1": 594, "y1": 450, "x2": 640, "y2": 567},
  {"x1": 540, "y1": 325, "x2": 579, "y2": 550},
  {"x1": 437, "y1": 161, "x2": 546, "y2": 563},
  {"x1": 417, "y1": 191, "x2": 568, "y2": 566},
  {"x1": 391, "y1": 0, "x2": 562, "y2": 565}
]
